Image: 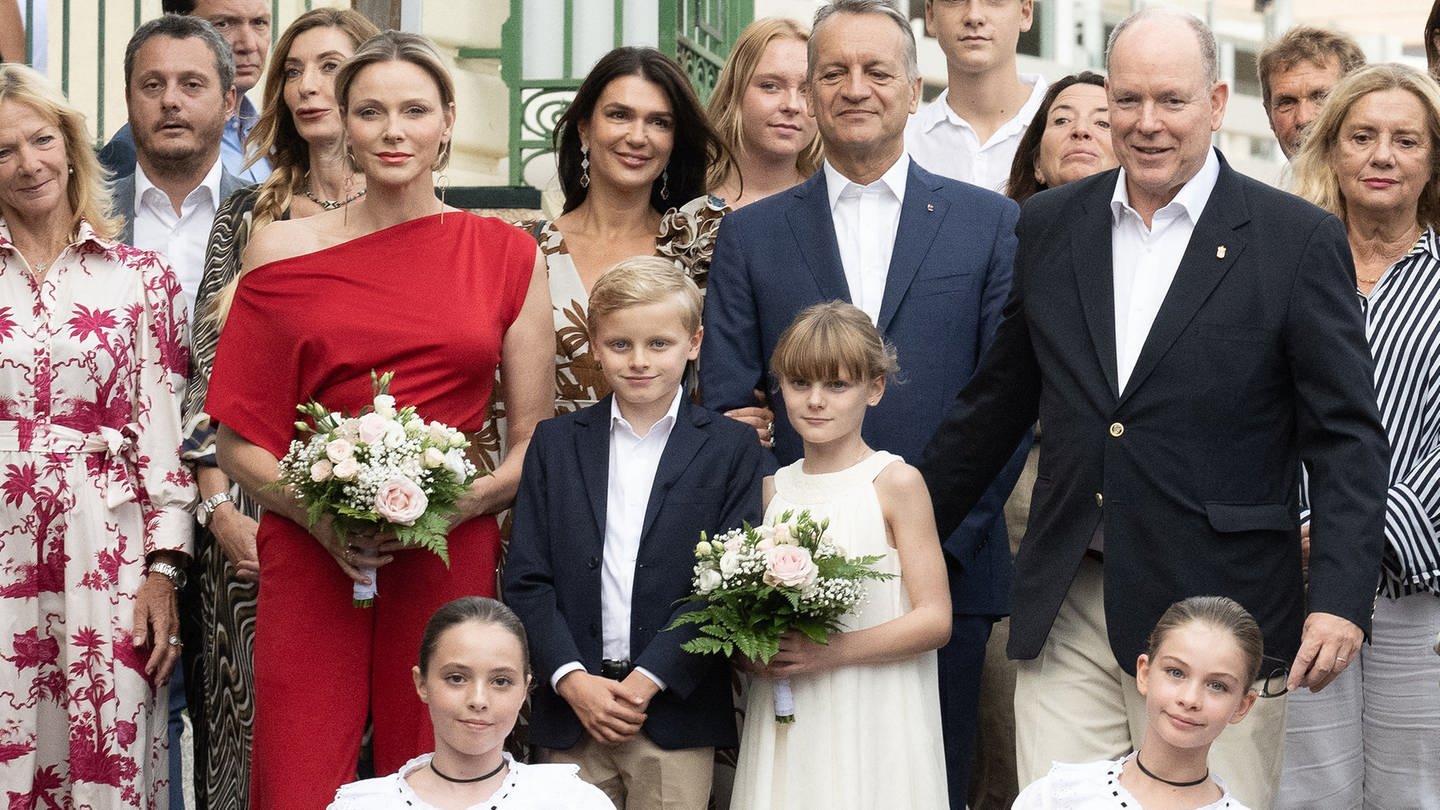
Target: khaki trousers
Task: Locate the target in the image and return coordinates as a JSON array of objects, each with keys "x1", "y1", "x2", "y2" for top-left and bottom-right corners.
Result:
[
  {"x1": 543, "y1": 732, "x2": 714, "y2": 810},
  {"x1": 1014, "y1": 554, "x2": 1289, "y2": 810}
]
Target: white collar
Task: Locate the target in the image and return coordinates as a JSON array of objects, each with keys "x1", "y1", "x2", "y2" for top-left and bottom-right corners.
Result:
[
  {"x1": 609, "y1": 387, "x2": 684, "y2": 437},
  {"x1": 1110, "y1": 147, "x2": 1221, "y2": 226},
  {"x1": 134, "y1": 156, "x2": 224, "y2": 211},
  {"x1": 914, "y1": 74, "x2": 1047, "y2": 136},
  {"x1": 823, "y1": 153, "x2": 911, "y2": 212}
]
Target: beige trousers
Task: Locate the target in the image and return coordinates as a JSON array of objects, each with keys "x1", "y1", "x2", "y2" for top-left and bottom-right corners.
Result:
[
  {"x1": 1013, "y1": 554, "x2": 1289, "y2": 810},
  {"x1": 543, "y1": 732, "x2": 714, "y2": 810}
]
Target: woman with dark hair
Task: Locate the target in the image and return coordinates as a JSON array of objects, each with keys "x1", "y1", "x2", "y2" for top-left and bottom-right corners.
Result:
[
  {"x1": 1004, "y1": 71, "x2": 1115, "y2": 205},
  {"x1": 524, "y1": 46, "x2": 723, "y2": 417},
  {"x1": 1427, "y1": 1, "x2": 1440, "y2": 77},
  {"x1": 179, "y1": 10, "x2": 379, "y2": 807},
  {"x1": 206, "y1": 31, "x2": 553, "y2": 808}
]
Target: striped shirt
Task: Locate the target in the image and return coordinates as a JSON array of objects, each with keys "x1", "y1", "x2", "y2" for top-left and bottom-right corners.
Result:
[{"x1": 1362, "y1": 227, "x2": 1440, "y2": 598}]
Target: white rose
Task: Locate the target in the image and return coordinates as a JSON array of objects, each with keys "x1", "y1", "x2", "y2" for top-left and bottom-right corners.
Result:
[
  {"x1": 443, "y1": 448, "x2": 469, "y2": 482},
  {"x1": 719, "y1": 550, "x2": 741, "y2": 576},
  {"x1": 309, "y1": 459, "x2": 333, "y2": 482},
  {"x1": 325, "y1": 438, "x2": 355, "y2": 463},
  {"x1": 373, "y1": 393, "x2": 397, "y2": 419},
  {"x1": 422, "y1": 447, "x2": 447, "y2": 469},
  {"x1": 697, "y1": 568, "x2": 723, "y2": 594},
  {"x1": 428, "y1": 421, "x2": 451, "y2": 445},
  {"x1": 357, "y1": 412, "x2": 388, "y2": 445},
  {"x1": 694, "y1": 541, "x2": 713, "y2": 559},
  {"x1": 383, "y1": 421, "x2": 407, "y2": 446},
  {"x1": 756, "y1": 537, "x2": 775, "y2": 552},
  {"x1": 336, "y1": 418, "x2": 360, "y2": 442},
  {"x1": 772, "y1": 523, "x2": 794, "y2": 545},
  {"x1": 332, "y1": 458, "x2": 360, "y2": 480}
]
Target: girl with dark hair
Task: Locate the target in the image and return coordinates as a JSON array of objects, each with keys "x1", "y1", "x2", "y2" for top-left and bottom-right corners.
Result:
[
  {"x1": 521, "y1": 46, "x2": 724, "y2": 417},
  {"x1": 328, "y1": 598, "x2": 615, "y2": 809}
]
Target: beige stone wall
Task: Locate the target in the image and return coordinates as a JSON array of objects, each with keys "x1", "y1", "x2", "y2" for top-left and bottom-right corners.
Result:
[{"x1": 421, "y1": 0, "x2": 510, "y2": 186}]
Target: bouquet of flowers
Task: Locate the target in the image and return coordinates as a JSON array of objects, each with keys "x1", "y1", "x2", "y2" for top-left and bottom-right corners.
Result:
[
  {"x1": 276, "y1": 371, "x2": 479, "y2": 606},
  {"x1": 668, "y1": 509, "x2": 894, "y2": 722}
]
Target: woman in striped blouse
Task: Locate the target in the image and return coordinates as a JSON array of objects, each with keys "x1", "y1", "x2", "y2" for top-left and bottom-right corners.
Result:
[{"x1": 1281, "y1": 63, "x2": 1440, "y2": 809}]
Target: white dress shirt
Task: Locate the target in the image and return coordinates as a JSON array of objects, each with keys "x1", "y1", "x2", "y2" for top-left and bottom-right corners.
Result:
[
  {"x1": 1109, "y1": 148, "x2": 1221, "y2": 391},
  {"x1": 904, "y1": 75, "x2": 1048, "y2": 193},
  {"x1": 550, "y1": 389, "x2": 683, "y2": 693},
  {"x1": 131, "y1": 158, "x2": 224, "y2": 319},
  {"x1": 825, "y1": 156, "x2": 909, "y2": 323}
]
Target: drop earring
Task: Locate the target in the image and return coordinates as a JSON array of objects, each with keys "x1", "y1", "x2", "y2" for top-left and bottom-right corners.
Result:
[
  {"x1": 437, "y1": 172, "x2": 449, "y2": 224},
  {"x1": 660, "y1": 167, "x2": 670, "y2": 200},
  {"x1": 580, "y1": 144, "x2": 590, "y2": 188}
]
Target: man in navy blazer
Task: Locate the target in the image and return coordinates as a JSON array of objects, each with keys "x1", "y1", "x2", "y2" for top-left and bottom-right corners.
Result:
[
  {"x1": 919, "y1": 9, "x2": 1388, "y2": 807},
  {"x1": 504, "y1": 391, "x2": 762, "y2": 789},
  {"x1": 700, "y1": 2, "x2": 1023, "y2": 805}
]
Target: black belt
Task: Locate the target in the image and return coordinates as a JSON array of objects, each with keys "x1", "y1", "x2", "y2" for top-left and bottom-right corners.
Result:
[{"x1": 600, "y1": 658, "x2": 633, "y2": 680}]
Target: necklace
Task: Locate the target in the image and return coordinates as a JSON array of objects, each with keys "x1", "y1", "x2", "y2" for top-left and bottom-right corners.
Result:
[
  {"x1": 1357, "y1": 225, "x2": 1422, "y2": 285},
  {"x1": 1134, "y1": 753, "x2": 1209, "y2": 788},
  {"x1": 303, "y1": 186, "x2": 366, "y2": 210},
  {"x1": 429, "y1": 757, "x2": 506, "y2": 784}
]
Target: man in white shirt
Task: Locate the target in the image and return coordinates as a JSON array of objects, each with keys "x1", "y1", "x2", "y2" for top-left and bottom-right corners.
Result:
[
  {"x1": 905, "y1": 0, "x2": 1046, "y2": 194},
  {"x1": 101, "y1": 0, "x2": 272, "y2": 183},
  {"x1": 702, "y1": 3, "x2": 1024, "y2": 807},
  {"x1": 108, "y1": 16, "x2": 245, "y2": 810},
  {"x1": 921, "y1": 9, "x2": 1387, "y2": 808}
]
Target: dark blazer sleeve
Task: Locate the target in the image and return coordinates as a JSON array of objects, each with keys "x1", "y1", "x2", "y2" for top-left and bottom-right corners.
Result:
[
  {"x1": 921, "y1": 200, "x2": 1044, "y2": 542},
  {"x1": 632, "y1": 425, "x2": 763, "y2": 697},
  {"x1": 1285, "y1": 213, "x2": 1389, "y2": 633},
  {"x1": 502, "y1": 420, "x2": 586, "y2": 683},
  {"x1": 700, "y1": 213, "x2": 766, "y2": 414}
]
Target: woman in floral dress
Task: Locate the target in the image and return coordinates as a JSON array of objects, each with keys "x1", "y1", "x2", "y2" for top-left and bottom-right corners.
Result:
[{"x1": 0, "y1": 64, "x2": 194, "y2": 809}]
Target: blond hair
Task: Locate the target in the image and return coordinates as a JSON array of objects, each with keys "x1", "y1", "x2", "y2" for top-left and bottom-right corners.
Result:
[
  {"x1": 587, "y1": 256, "x2": 703, "y2": 336},
  {"x1": 770, "y1": 301, "x2": 898, "y2": 385},
  {"x1": 0, "y1": 64, "x2": 120, "y2": 239},
  {"x1": 705, "y1": 17, "x2": 822, "y2": 193},
  {"x1": 1292, "y1": 63, "x2": 1440, "y2": 230}
]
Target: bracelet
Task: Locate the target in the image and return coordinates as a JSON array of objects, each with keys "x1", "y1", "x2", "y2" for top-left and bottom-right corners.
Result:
[
  {"x1": 146, "y1": 560, "x2": 187, "y2": 591},
  {"x1": 197, "y1": 491, "x2": 234, "y2": 527}
]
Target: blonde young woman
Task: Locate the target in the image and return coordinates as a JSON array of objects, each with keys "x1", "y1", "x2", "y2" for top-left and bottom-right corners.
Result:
[{"x1": 178, "y1": 10, "x2": 379, "y2": 808}]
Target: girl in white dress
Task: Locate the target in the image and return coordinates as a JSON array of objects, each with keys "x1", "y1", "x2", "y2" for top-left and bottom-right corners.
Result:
[
  {"x1": 1013, "y1": 596, "x2": 1264, "y2": 810},
  {"x1": 328, "y1": 598, "x2": 614, "y2": 810},
  {"x1": 730, "y1": 302, "x2": 952, "y2": 809}
]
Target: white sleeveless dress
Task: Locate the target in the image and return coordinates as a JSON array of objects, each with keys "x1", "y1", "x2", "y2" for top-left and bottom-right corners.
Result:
[{"x1": 730, "y1": 451, "x2": 949, "y2": 809}]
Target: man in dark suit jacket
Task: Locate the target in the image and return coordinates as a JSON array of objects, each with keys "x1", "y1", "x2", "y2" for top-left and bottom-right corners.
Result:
[
  {"x1": 701, "y1": 2, "x2": 1024, "y2": 805},
  {"x1": 920, "y1": 8, "x2": 1388, "y2": 807}
]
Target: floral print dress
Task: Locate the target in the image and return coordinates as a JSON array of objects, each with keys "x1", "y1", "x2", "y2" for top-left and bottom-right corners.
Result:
[{"x1": 0, "y1": 219, "x2": 195, "y2": 809}]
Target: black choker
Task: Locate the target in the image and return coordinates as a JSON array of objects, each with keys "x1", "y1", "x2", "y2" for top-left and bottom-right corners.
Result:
[
  {"x1": 429, "y1": 757, "x2": 506, "y2": 784},
  {"x1": 1134, "y1": 753, "x2": 1209, "y2": 788}
]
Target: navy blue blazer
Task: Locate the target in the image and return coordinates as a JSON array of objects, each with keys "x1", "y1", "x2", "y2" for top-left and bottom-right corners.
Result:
[
  {"x1": 504, "y1": 396, "x2": 763, "y2": 750},
  {"x1": 700, "y1": 159, "x2": 1024, "y2": 616},
  {"x1": 920, "y1": 151, "x2": 1389, "y2": 672}
]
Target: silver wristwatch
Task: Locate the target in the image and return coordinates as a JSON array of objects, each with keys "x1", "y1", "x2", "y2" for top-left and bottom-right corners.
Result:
[
  {"x1": 148, "y1": 560, "x2": 188, "y2": 590},
  {"x1": 197, "y1": 491, "x2": 234, "y2": 527}
]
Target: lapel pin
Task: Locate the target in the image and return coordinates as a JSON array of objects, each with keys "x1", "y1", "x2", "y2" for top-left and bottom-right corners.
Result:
[
  {"x1": 926, "y1": 203, "x2": 935, "y2": 212},
  {"x1": 1216, "y1": 245, "x2": 1227, "y2": 259}
]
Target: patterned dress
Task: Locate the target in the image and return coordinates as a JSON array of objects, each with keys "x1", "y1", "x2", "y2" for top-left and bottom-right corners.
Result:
[
  {"x1": 0, "y1": 218, "x2": 196, "y2": 809},
  {"x1": 179, "y1": 184, "x2": 264, "y2": 810}
]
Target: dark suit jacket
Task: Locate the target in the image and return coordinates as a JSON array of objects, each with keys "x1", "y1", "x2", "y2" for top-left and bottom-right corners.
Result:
[
  {"x1": 503, "y1": 396, "x2": 763, "y2": 750},
  {"x1": 700, "y1": 159, "x2": 1024, "y2": 615},
  {"x1": 920, "y1": 151, "x2": 1389, "y2": 672},
  {"x1": 109, "y1": 165, "x2": 247, "y2": 245}
]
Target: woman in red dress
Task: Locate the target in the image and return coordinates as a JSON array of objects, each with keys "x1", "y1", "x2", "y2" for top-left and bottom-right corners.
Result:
[{"x1": 205, "y1": 31, "x2": 553, "y2": 810}]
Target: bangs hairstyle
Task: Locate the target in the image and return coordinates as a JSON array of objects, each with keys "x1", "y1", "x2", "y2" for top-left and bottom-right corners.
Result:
[
  {"x1": 334, "y1": 31, "x2": 457, "y2": 171},
  {"x1": 418, "y1": 597, "x2": 531, "y2": 678},
  {"x1": 246, "y1": 8, "x2": 379, "y2": 226},
  {"x1": 770, "y1": 301, "x2": 898, "y2": 385},
  {"x1": 1147, "y1": 595, "x2": 1264, "y2": 685},
  {"x1": 1292, "y1": 63, "x2": 1440, "y2": 231},
  {"x1": 587, "y1": 256, "x2": 703, "y2": 336},
  {"x1": 0, "y1": 63, "x2": 120, "y2": 239},
  {"x1": 554, "y1": 47, "x2": 724, "y2": 214},
  {"x1": 705, "y1": 17, "x2": 822, "y2": 193}
]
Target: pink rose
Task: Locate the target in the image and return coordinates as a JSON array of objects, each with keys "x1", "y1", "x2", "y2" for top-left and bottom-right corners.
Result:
[
  {"x1": 763, "y1": 545, "x2": 817, "y2": 590},
  {"x1": 325, "y1": 439, "x2": 354, "y2": 463},
  {"x1": 332, "y1": 458, "x2": 359, "y2": 480},
  {"x1": 357, "y1": 412, "x2": 389, "y2": 445},
  {"x1": 375, "y1": 477, "x2": 428, "y2": 525}
]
